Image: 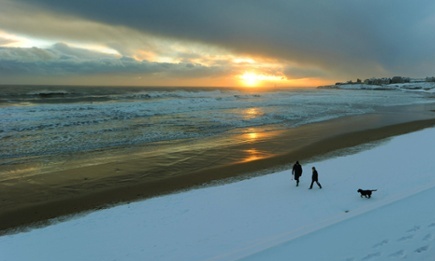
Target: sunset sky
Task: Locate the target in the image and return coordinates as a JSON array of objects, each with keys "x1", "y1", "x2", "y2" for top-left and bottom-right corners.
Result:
[{"x1": 1, "y1": 0, "x2": 435, "y2": 87}]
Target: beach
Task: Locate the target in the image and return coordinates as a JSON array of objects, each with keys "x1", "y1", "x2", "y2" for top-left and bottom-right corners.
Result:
[
  {"x1": 1, "y1": 102, "x2": 435, "y2": 233},
  {"x1": 1, "y1": 107, "x2": 435, "y2": 261}
]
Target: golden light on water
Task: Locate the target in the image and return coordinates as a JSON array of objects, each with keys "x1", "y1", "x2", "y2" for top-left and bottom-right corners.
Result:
[
  {"x1": 242, "y1": 149, "x2": 264, "y2": 162},
  {"x1": 238, "y1": 128, "x2": 283, "y2": 163},
  {"x1": 247, "y1": 132, "x2": 258, "y2": 140},
  {"x1": 242, "y1": 128, "x2": 263, "y2": 143},
  {"x1": 240, "y1": 130, "x2": 266, "y2": 162},
  {"x1": 243, "y1": 108, "x2": 263, "y2": 120}
]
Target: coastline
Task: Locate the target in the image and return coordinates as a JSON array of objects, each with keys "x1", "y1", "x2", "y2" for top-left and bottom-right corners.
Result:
[{"x1": 1, "y1": 104, "x2": 435, "y2": 234}]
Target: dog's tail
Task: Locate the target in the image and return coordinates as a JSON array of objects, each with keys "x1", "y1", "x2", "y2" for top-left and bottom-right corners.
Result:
[{"x1": 371, "y1": 189, "x2": 377, "y2": 192}]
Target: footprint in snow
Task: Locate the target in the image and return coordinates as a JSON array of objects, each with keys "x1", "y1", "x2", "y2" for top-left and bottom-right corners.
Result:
[
  {"x1": 397, "y1": 235, "x2": 413, "y2": 242},
  {"x1": 414, "y1": 245, "x2": 429, "y2": 253},
  {"x1": 361, "y1": 252, "x2": 381, "y2": 260},
  {"x1": 373, "y1": 239, "x2": 389, "y2": 248},
  {"x1": 428, "y1": 222, "x2": 435, "y2": 228},
  {"x1": 388, "y1": 250, "x2": 406, "y2": 259},
  {"x1": 406, "y1": 225, "x2": 420, "y2": 233},
  {"x1": 423, "y1": 233, "x2": 433, "y2": 241}
]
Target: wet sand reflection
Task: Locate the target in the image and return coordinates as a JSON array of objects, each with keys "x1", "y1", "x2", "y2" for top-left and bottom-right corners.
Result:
[{"x1": 239, "y1": 129, "x2": 277, "y2": 162}]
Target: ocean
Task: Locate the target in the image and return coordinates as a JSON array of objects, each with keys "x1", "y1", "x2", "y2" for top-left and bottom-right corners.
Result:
[{"x1": 1, "y1": 84, "x2": 434, "y2": 181}]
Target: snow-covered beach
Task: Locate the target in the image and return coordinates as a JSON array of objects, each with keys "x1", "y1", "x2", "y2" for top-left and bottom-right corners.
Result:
[{"x1": 1, "y1": 125, "x2": 435, "y2": 260}]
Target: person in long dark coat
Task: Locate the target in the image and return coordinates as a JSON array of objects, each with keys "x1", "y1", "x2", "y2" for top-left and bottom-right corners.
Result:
[
  {"x1": 309, "y1": 166, "x2": 322, "y2": 189},
  {"x1": 292, "y1": 161, "x2": 303, "y2": 186}
]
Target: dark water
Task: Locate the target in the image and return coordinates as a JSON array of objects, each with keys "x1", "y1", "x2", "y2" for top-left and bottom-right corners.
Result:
[{"x1": 1, "y1": 84, "x2": 434, "y2": 180}]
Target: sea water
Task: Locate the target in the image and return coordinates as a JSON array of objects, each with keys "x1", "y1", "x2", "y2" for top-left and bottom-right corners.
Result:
[{"x1": 0, "y1": 85, "x2": 434, "y2": 180}]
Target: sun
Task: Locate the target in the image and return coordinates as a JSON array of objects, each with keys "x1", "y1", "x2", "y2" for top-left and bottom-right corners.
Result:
[
  {"x1": 239, "y1": 71, "x2": 286, "y2": 87},
  {"x1": 240, "y1": 72, "x2": 261, "y2": 87}
]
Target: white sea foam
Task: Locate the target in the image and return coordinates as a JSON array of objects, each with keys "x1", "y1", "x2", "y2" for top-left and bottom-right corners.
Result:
[{"x1": 0, "y1": 86, "x2": 434, "y2": 172}]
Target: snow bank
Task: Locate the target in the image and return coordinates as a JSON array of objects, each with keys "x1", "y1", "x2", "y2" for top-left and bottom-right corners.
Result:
[
  {"x1": 1, "y1": 127, "x2": 435, "y2": 261},
  {"x1": 321, "y1": 81, "x2": 435, "y2": 93},
  {"x1": 242, "y1": 186, "x2": 435, "y2": 261}
]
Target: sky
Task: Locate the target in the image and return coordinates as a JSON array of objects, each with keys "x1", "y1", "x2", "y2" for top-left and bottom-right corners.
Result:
[{"x1": 1, "y1": 0, "x2": 435, "y2": 87}]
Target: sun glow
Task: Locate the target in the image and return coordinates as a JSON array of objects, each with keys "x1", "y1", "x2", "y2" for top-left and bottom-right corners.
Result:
[
  {"x1": 240, "y1": 72, "x2": 260, "y2": 86},
  {"x1": 0, "y1": 30, "x2": 52, "y2": 48},
  {"x1": 239, "y1": 71, "x2": 286, "y2": 87}
]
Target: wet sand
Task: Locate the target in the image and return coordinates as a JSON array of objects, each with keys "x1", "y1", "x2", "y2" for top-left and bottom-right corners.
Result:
[{"x1": 1, "y1": 104, "x2": 435, "y2": 234}]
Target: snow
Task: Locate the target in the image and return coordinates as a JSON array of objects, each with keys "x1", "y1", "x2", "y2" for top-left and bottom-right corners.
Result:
[
  {"x1": 2, "y1": 127, "x2": 435, "y2": 261},
  {"x1": 322, "y1": 81, "x2": 435, "y2": 93}
]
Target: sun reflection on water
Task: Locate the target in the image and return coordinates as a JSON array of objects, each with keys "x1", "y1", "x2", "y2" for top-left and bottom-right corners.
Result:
[
  {"x1": 242, "y1": 129, "x2": 263, "y2": 144},
  {"x1": 243, "y1": 108, "x2": 263, "y2": 120},
  {"x1": 239, "y1": 129, "x2": 276, "y2": 162},
  {"x1": 247, "y1": 132, "x2": 258, "y2": 140},
  {"x1": 241, "y1": 148, "x2": 267, "y2": 162}
]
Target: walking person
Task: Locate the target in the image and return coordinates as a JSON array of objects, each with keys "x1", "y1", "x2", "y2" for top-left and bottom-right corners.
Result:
[
  {"x1": 309, "y1": 166, "x2": 322, "y2": 189},
  {"x1": 292, "y1": 161, "x2": 303, "y2": 187}
]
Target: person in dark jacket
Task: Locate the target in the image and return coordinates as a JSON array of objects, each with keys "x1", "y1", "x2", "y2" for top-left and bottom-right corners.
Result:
[
  {"x1": 309, "y1": 166, "x2": 322, "y2": 189},
  {"x1": 292, "y1": 161, "x2": 303, "y2": 186}
]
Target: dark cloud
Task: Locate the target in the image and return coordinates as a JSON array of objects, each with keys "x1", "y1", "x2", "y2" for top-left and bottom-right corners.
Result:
[
  {"x1": 11, "y1": 0, "x2": 435, "y2": 79},
  {"x1": 284, "y1": 66, "x2": 327, "y2": 80}
]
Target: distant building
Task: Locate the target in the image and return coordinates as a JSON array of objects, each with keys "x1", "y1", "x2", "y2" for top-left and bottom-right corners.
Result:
[
  {"x1": 333, "y1": 76, "x2": 435, "y2": 87},
  {"x1": 426, "y1": 77, "x2": 435, "y2": 82},
  {"x1": 363, "y1": 77, "x2": 391, "y2": 85},
  {"x1": 391, "y1": 76, "x2": 410, "y2": 84}
]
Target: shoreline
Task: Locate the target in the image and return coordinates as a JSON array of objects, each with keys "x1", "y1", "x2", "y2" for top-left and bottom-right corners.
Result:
[{"x1": 1, "y1": 105, "x2": 435, "y2": 234}]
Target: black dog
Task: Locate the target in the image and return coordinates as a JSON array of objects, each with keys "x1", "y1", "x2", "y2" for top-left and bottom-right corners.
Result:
[{"x1": 357, "y1": 189, "x2": 377, "y2": 198}]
